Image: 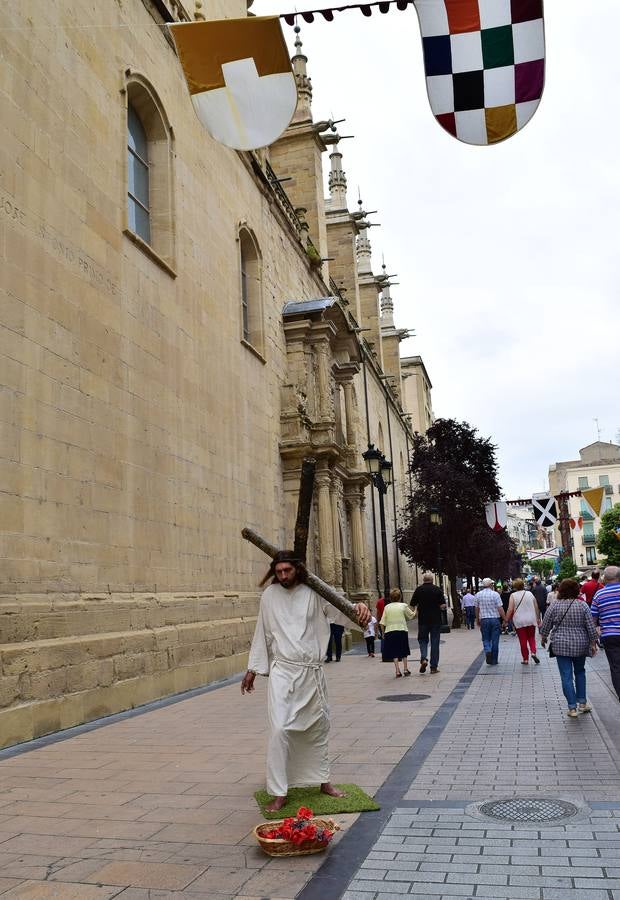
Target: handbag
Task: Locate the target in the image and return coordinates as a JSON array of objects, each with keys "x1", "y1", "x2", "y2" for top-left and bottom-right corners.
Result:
[{"x1": 547, "y1": 599, "x2": 576, "y2": 658}]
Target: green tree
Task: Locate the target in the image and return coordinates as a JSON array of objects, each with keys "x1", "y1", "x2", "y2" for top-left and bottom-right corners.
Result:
[
  {"x1": 529, "y1": 558, "x2": 555, "y2": 578},
  {"x1": 397, "y1": 418, "x2": 515, "y2": 627},
  {"x1": 597, "y1": 503, "x2": 620, "y2": 566},
  {"x1": 557, "y1": 555, "x2": 578, "y2": 580}
]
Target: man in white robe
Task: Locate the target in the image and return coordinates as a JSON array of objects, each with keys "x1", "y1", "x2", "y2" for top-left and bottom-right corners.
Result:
[{"x1": 241, "y1": 551, "x2": 370, "y2": 811}]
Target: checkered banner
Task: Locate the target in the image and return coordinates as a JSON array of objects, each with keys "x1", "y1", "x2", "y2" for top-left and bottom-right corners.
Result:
[
  {"x1": 532, "y1": 493, "x2": 557, "y2": 528},
  {"x1": 414, "y1": 0, "x2": 545, "y2": 145}
]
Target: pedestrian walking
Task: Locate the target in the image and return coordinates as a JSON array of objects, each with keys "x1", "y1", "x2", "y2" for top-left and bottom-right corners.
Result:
[
  {"x1": 506, "y1": 578, "x2": 541, "y2": 665},
  {"x1": 410, "y1": 572, "x2": 447, "y2": 674},
  {"x1": 380, "y1": 587, "x2": 414, "y2": 678},
  {"x1": 590, "y1": 566, "x2": 620, "y2": 700},
  {"x1": 500, "y1": 582, "x2": 514, "y2": 634},
  {"x1": 475, "y1": 578, "x2": 506, "y2": 665},
  {"x1": 582, "y1": 569, "x2": 604, "y2": 606},
  {"x1": 325, "y1": 623, "x2": 344, "y2": 662},
  {"x1": 531, "y1": 576, "x2": 548, "y2": 620},
  {"x1": 364, "y1": 608, "x2": 378, "y2": 657},
  {"x1": 375, "y1": 594, "x2": 385, "y2": 652},
  {"x1": 540, "y1": 578, "x2": 598, "y2": 718},
  {"x1": 241, "y1": 550, "x2": 370, "y2": 811},
  {"x1": 461, "y1": 588, "x2": 477, "y2": 629}
]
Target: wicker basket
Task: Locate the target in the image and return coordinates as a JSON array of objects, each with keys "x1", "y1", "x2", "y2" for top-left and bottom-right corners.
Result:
[{"x1": 253, "y1": 816, "x2": 340, "y2": 857}]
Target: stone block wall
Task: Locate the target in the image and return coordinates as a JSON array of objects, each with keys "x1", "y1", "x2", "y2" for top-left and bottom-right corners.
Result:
[{"x1": 0, "y1": 591, "x2": 257, "y2": 749}]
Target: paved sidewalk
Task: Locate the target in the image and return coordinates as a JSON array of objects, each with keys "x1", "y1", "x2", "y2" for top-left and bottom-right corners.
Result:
[
  {"x1": 0, "y1": 628, "x2": 482, "y2": 898},
  {"x1": 341, "y1": 634, "x2": 620, "y2": 900}
]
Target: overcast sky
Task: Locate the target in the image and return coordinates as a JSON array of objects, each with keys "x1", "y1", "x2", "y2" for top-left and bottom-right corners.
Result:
[{"x1": 253, "y1": 0, "x2": 619, "y2": 499}]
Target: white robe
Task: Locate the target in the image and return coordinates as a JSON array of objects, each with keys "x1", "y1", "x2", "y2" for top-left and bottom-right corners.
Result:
[{"x1": 248, "y1": 582, "x2": 354, "y2": 797}]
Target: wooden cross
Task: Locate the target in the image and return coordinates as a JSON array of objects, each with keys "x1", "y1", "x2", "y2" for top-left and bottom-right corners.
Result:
[{"x1": 241, "y1": 458, "x2": 359, "y2": 625}]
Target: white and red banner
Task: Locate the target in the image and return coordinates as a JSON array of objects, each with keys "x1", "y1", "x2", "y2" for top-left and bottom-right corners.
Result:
[{"x1": 485, "y1": 501, "x2": 507, "y2": 532}]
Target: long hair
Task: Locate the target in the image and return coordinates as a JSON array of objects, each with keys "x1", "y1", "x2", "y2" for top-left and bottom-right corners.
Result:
[{"x1": 259, "y1": 550, "x2": 309, "y2": 587}]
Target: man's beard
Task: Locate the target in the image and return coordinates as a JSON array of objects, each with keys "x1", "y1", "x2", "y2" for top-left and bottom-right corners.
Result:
[{"x1": 278, "y1": 577, "x2": 298, "y2": 589}]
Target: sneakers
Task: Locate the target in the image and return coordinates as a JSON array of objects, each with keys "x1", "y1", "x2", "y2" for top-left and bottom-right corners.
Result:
[
  {"x1": 578, "y1": 702, "x2": 592, "y2": 713},
  {"x1": 567, "y1": 708, "x2": 578, "y2": 718},
  {"x1": 419, "y1": 658, "x2": 428, "y2": 674},
  {"x1": 531, "y1": 654, "x2": 540, "y2": 665}
]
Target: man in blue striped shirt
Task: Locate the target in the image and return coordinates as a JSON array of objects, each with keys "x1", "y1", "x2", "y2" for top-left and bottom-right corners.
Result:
[{"x1": 591, "y1": 566, "x2": 620, "y2": 701}]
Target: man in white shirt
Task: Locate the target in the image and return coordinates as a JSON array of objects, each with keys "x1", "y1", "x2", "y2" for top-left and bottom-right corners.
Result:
[
  {"x1": 241, "y1": 550, "x2": 370, "y2": 811},
  {"x1": 475, "y1": 578, "x2": 506, "y2": 665},
  {"x1": 461, "y1": 590, "x2": 477, "y2": 629}
]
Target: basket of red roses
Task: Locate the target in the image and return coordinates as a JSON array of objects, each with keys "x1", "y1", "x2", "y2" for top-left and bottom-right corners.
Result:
[{"x1": 253, "y1": 806, "x2": 340, "y2": 857}]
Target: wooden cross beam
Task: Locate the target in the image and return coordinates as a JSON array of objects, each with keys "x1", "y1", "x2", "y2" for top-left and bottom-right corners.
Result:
[
  {"x1": 293, "y1": 458, "x2": 316, "y2": 562},
  {"x1": 242, "y1": 457, "x2": 361, "y2": 626},
  {"x1": 241, "y1": 527, "x2": 360, "y2": 626}
]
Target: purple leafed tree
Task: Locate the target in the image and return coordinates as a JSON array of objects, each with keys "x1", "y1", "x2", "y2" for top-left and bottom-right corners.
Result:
[{"x1": 396, "y1": 418, "x2": 517, "y2": 627}]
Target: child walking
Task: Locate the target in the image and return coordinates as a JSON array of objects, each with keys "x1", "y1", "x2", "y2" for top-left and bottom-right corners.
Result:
[{"x1": 364, "y1": 609, "x2": 377, "y2": 657}]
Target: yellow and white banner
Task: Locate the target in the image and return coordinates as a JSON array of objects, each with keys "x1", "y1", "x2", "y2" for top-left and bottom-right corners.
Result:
[
  {"x1": 169, "y1": 17, "x2": 298, "y2": 151},
  {"x1": 581, "y1": 487, "x2": 605, "y2": 518}
]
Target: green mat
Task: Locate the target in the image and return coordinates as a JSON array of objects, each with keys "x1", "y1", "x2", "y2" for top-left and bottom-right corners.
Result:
[{"x1": 254, "y1": 783, "x2": 380, "y2": 819}]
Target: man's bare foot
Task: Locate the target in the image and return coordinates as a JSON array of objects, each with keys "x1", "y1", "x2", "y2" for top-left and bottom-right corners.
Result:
[
  {"x1": 265, "y1": 795, "x2": 287, "y2": 812},
  {"x1": 320, "y1": 782, "x2": 345, "y2": 798}
]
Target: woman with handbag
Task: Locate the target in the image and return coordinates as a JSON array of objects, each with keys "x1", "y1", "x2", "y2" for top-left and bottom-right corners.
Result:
[
  {"x1": 540, "y1": 578, "x2": 598, "y2": 718},
  {"x1": 506, "y1": 578, "x2": 541, "y2": 665}
]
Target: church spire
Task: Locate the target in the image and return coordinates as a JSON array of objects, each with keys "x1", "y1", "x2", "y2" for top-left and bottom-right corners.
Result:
[
  {"x1": 291, "y1": 25, "x2": 313, "y2": 123},
  {"x1": 380, "y1": 261, "x2": 394, "y2": 328},
  {"x1": 356, "y1": 194, "x2": 373, "y2": 274},
  {"x1": 327, "y1": 137, "x2": 348, "y2": 209}
]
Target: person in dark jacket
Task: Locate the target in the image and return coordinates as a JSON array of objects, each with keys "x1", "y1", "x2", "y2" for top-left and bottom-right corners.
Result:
[
  {"x1": 410, "y1": 573, "x2": 447, "y2": 674},
  {"x1": 531, "y1": 577, "x2": 548, "y2": 620}
]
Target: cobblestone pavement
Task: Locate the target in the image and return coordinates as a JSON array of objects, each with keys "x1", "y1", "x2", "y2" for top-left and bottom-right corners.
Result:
[
  {"x1": 341, "y1": 633, "x2": 620, "y2": 900},
  {"x1": 0, "y1": 629, "x2": 482, "y2": 898}
]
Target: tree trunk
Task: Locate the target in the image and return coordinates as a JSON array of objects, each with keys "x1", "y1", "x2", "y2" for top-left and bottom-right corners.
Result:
[{"x1": 450, "y1": 575, "x2": 463, "y2": 628}]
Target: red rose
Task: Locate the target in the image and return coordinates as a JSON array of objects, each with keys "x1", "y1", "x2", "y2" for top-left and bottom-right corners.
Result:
[{"x1": 297, "y1": 806, "x2": 313, "y2": 820}]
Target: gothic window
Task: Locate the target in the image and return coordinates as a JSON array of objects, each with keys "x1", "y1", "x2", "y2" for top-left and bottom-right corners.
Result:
[
  {"x1": 124, "y1": 74, "x2": 175, "y2": 273},
  {"x1": 238, "y1": 227, "x2": 264, "y2": 357}
]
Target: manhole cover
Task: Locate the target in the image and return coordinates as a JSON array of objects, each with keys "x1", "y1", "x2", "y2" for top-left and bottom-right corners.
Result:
[
  {"x1": 478, "y1": 798, "x2": 579, "y2": 823},
  {"x1": 377, "y1": 694, "x2": 431, "y2": 702}
]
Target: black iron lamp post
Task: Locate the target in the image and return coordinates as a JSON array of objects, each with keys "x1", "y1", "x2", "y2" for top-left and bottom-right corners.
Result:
[
  {"x1": 363, "y1": 444, "x2": 392, "y2": 598},
  {"x1": 430, "y1": 506, "x2": 450, "y2": 633}
]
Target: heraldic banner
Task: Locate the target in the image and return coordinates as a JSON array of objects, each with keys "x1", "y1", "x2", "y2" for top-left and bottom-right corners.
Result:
[
  {"x1": 169, "y1": 17, "x2": 298, "y2": 151},
  {"x1": 414, "y1": 0, "x2": 545, "y2": 145}
]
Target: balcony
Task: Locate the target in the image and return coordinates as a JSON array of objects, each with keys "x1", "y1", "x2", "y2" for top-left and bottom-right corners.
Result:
[
  {"x1": 583, "y1": 532, "x2": 597, "y2": 545},
  {"x1": 604, "y1": 484, "x2": 614, "y2": 495}
]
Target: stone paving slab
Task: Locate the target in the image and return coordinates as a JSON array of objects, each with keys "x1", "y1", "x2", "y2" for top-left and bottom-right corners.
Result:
[
  {"x1": 340, "y1": 634, "x2": 620, "y2": 900},
  {"x1": 0, "y1": 628, "x2": 482, "y2": 898}
]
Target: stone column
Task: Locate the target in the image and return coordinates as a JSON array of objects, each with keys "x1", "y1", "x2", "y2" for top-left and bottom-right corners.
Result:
[
  {"x1": 316, "y1": 469, "x2": 335, "y2": 583},
  {"x1": 342, "y1": 380, "x2": 356, "y2": 447},
  {"x1": 315, "y1": 340, "x2": 332, "y2": 420},
  {"x1": 330, "y1": 477, "x2": 343, "y2": 590},
  {"x1": 346, "y1": 492, "x2": 365, "y2": 591}
]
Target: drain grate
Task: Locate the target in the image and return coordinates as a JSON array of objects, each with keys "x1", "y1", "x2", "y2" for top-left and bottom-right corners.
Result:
[
  {"x1": 377, "y1": 694, "x2": 431, "y2": 702},
  {"x1": 478, "y1": 798, "x2": 579, "y2": 823}
]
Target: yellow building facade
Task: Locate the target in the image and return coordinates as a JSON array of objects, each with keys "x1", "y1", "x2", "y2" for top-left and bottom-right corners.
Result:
[{"x1": 0, "y1": 0, "x2": 427, "y2": 747}]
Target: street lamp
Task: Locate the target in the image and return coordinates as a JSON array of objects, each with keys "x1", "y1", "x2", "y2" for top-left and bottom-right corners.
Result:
[
  {"x1": 580, "y1": 553, "x2": 584, "y2": 566},
  {"x1": 429, "y1": 506, "x2": 450, "y2": 633},
  {"x1": 363, "y1": 444, "x2": 392, "y2": 597}
]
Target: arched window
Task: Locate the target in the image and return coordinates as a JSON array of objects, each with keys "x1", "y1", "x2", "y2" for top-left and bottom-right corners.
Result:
[
  {"x1": 127, "y1": 105, "x2": 150, "y2": 243},
  {"x1": 124, "y1": 74, "x2": 175, "y2": 273},
  {"x1": 238, "y1": 227, "x2": 264, "y2": 357}
]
